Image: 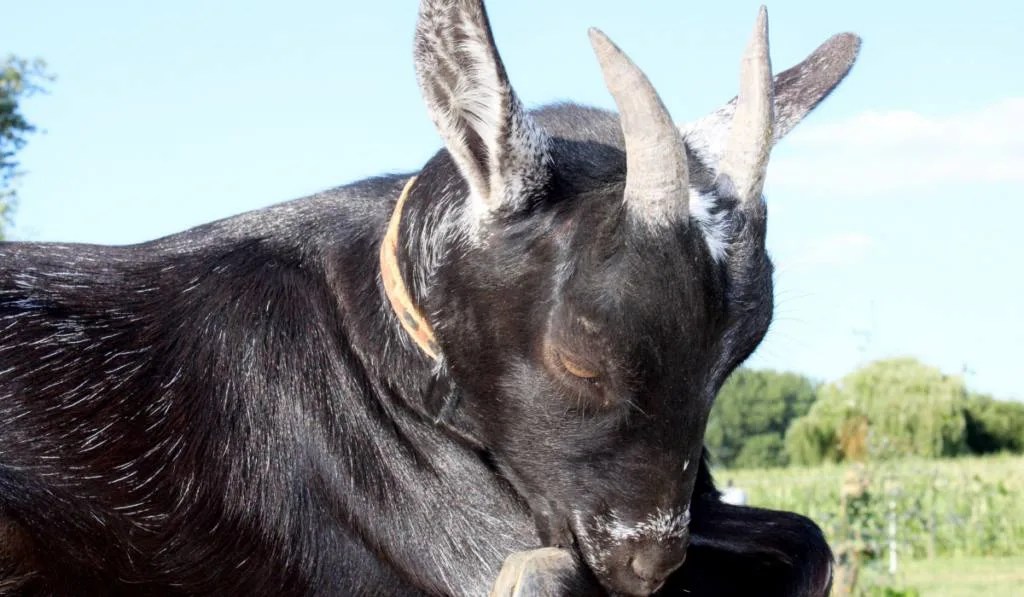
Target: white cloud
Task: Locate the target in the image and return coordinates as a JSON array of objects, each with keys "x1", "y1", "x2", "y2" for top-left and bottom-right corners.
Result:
[
  {"x1": 767, "y1": 97, "x2": 1024, "y2": 195},
  {"x1": 775, "y1": 233, "x2": 874, "y2": 271}
]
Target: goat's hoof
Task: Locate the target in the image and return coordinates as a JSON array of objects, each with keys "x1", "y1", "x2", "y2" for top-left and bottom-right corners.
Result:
[{"x1": 489, "y1": 547, "x2": 586, "y2": 597}]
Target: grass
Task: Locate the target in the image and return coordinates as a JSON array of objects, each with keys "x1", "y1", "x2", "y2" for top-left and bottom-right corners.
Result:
[
  {"x1": 866, "y1": 555, "x2": 1024, "y2": 597},
  {"x1": 715, "y1": 454, "x2": 1024, "y2": 560},
  {"x1": 716, "y1": 455, "x2": 1023, "y2": 594}
]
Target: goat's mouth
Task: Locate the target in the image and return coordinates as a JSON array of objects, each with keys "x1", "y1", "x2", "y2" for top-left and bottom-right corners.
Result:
[
  {"x1": 505, "y1": 467, "x2": 687, "y2": 595},
  {"x1": 565, "y1": 508, "x2": 690, "y2": 597}
]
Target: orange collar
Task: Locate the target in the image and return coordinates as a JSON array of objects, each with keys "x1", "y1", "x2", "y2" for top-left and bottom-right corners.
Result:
[{"x1": 380, "y1": 177, "x2": 441, "y2": 361}]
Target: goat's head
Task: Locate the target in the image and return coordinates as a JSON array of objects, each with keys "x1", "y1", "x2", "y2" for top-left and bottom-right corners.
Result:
[{"x1": 398, "y1": 1, "x2": 859, "y2": 594}]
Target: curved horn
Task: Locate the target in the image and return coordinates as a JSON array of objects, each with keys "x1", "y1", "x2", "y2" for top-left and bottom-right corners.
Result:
[
  {"x1": 589, "y1": 28, "x2": 689, "y2": 227},
  {"x1": 719, "y1": 6, "x2": 775, "y2": 207}
]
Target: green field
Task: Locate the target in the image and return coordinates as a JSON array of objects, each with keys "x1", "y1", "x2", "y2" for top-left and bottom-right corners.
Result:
[
  {"x1": 718, "y1": 454, "x2": 1024, "y2": 559},
  {"x1": 873, "y1": 556, "x2": 1024, "y2": 597},
  {"x1": 716, "y1": 455, "x2": 1023, "y2": 595}
]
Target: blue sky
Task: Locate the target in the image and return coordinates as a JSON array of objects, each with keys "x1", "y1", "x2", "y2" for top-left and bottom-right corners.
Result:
[{"x1": 3, "y1": 1, "x2": 1022, "y2": 399}]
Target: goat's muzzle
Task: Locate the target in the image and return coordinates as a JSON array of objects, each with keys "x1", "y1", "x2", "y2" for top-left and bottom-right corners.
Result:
[
  {"x1": 572, "y1": 507, "x2": 691, "y2": 596},
  {"x1": 596, "y1": 531, "x2": 689, "y2": 596}
]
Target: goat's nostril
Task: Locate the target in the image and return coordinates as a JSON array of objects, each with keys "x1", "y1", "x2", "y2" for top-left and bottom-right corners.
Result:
[
  {"x1": 630, "y1": 545, "x2": 687, "y2": 590},
  {"x1": 630, "y1": 553, "x2": 663, "y2": 585}
]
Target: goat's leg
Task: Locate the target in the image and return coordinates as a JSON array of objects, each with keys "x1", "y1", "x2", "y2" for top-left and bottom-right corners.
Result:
[
  {"x1": 658, "y1": 498, "x2": 833, "y2": 597},
  {"x1": 651, "y1": 452, "x2": 833, "y2": 597},
  {"x1": 488, "y1": 547, "x2": 604, "y2": 597}
]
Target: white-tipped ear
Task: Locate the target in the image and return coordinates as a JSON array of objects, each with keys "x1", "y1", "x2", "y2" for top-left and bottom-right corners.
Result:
[
  {"x1": 681, "y1": 31, "x2": 861, "y2": 173},
  {"x1": 414, "y1": 0, "x2": 550, "y2": 215}
]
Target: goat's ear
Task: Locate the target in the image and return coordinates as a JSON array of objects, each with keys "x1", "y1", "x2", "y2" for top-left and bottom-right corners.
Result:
[
  {"x1": 414, "y1": 0, "x2": 550, "y2": 215},
  {"x1": 681, "y1": 32, "x2": 861, "y2": 168}
]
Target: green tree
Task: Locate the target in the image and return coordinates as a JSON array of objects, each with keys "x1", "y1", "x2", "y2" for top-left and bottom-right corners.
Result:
[
  {"x1": 1, "y1": 55, "x2": 52, "y2": 237},
  {"x1": 732, "y1": 433, "x2": 787, "y2": 469},
  {"x1": 786, "y1": 358, "x2": 970, "y2": 465},
  {"x1": 963, "y1": 392, "x2": 1024, "y2": 454},
  {"x1": 784, "y1": 413, "x2": 842, "y2": 466},
  {"x1": 706, "y1": 368, "x2": 818, "y2": 468}
]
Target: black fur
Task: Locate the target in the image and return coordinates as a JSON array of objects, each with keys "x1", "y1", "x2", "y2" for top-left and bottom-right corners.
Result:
[
  {"x1": 0, "y1": 1, "x2": 858, "y2": 594},
  {"x1": 0, "y1": 106, "x2": 829, "y2": 597}
]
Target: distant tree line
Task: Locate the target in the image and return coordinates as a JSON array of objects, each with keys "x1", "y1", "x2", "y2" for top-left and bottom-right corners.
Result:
[
  {"x1": 1, "y1": 54, "x2": 52, "y2": 237},
  {"x1": 707, "y1": 357, "x2": 1024, "y2": 469}
]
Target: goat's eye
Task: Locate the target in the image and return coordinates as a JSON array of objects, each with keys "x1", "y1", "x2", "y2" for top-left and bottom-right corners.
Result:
[{"x1": 557, "y1": 351, "x2": 601, "y2": 381}]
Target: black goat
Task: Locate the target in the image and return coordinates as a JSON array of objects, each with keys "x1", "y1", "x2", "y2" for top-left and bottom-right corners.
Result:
[{"x1": 0, "y1": 1, "x2": 860, "y2": 595}]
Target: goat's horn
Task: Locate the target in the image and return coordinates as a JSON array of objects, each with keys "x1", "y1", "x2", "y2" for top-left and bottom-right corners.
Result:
[
  {"x1": 719, "y1": 6, "x2": 775, "y2": 207},
  {"x1": 589, "y1": 28, "x2": 689, "y2": 226}
]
